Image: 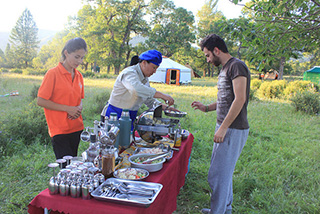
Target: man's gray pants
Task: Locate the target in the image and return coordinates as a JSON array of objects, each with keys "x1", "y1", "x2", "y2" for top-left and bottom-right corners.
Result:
[{"x1": 208, "y1": 124, "x2": 249, "y2": 214}]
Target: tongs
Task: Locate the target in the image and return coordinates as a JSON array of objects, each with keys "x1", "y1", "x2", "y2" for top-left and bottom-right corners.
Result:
[{"x1": 141, "y1": 151, "x2": 171, "y2": 164}]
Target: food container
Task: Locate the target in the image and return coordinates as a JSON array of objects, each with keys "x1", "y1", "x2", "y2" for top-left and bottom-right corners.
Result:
[
  {"x1": 164, "y1": 109, "x2": 187, "y2": 117},
  {"x1": 129, "y1": 154, "x2": 165, "y2": 172},
  {"x1": 133, "y1": 146, "x2": 173, "y2": 161},
  {"x1": 113, "y1": 168, "x2": 149, "y2": 180}
]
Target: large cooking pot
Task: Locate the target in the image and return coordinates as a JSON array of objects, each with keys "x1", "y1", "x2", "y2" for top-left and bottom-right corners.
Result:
[{"x1": 133, "y1": 105, "x2": 180, "y2": 143}]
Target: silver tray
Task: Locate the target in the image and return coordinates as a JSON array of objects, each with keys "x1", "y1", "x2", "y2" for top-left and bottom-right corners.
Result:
[
  {"x1": 133, "y1": 147, "x2": 173, "y2": 161},
  {"x1": 91, "y1": 178, "x2": 163, "y2": 207}
]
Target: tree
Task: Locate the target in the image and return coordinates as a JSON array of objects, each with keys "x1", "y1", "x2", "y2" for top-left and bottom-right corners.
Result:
[
  {"x1": 9, "y1": 8, "x2": 40, "y2": 68},
  {"x1": 3, "y1": 44, "x2": 15, "y2": 68},
  {"x1": 0, "y1": 49, "x2": 5, "y2": 67},
  {"x1": 231, "y1": 0, "x2": 320, "y2": 79},
  {"x1": 196, "y1": 0, "x2": 231, "y2": 77},
  {"x1": 146, "y1": 0, "x2": 196, "y2": 57},
  {"x1": 33, "y1": 31, "x2": 68, "y2": 70},
  {"x1": 70, "y1": 0, "x2": 148, "y2": 74}
]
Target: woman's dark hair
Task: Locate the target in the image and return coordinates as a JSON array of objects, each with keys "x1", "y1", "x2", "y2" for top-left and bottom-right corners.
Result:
[
  {"x1": 130, "y1": 55, "x2": 139, "y2": 66},
  {"x1": 61, "y1": 37, "x2": 87, "y2": 61},
  {"x1": 200, "y1": 34, "x2": 228, "y2": 53}
]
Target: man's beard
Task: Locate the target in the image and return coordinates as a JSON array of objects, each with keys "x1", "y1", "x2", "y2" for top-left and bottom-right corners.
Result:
[{"x1": 212, "y1": 55, "x2": 221, "y2": 67}]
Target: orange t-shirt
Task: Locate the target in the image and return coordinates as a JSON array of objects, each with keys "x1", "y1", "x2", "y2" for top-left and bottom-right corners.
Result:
[{"x1": 38, "y1": 62, "x2": 85, "y2": 137}]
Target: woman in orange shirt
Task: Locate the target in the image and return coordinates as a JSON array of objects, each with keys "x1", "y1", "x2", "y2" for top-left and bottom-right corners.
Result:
[{"x1": 37, "y1": 37, "x2": 87, "y2": 161}]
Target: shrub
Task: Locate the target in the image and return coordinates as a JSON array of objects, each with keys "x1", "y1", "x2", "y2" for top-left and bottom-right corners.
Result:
[
  {"x1": 284, "y1": 80, "x2": 319, "y2": 98},
  {"x1": 0, "y1": 68, "x2": 9, "y2": 73},
  {"x1": 0, "y1": 99, "x2": 50, "y2": 156},
  {"x1": 258, "y1": 80, "x2": 287, "y2": 99},
  {"x1": 97, "y1": 73, "x2": 116, "y2": 79},
  {"x1": 82, "y1": 70, "x2": 96, "y2": 78},
  {"x1": 83, "y1": 90, "x2": 110, "y2": 117},
  {"x1": 290, "y1": 91, "x2": 320, "y2": 115},
  {"x1": 249, "y1": 88, "x2": 258, "y2": 101},
  {"x1": 251, "y1": 78, "x2": 262, "y2": 91},
  {"x1": 26, "y1": 68, "x2": 47, "y2": 76},
  {"x1": 30, "y1": 84, "x2": 40, "y2": 100},
  {"x1": 11, "y1": 68, "x2": 23, "y2": 74}
]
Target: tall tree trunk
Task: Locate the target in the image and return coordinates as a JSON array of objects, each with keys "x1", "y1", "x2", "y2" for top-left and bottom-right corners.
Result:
[
  {"x1": 279, "y1": 56, "x2": 285, "y2": 80},
  {"x1": 93, "y1": 61, "x2": 97, "y2": 72},
  {"x1": 207, "y1": 64, "x2": 211, "y2": 77},
  {"x1": 114, "y1": 66, "x2": 120, "y2": 75},
  {"x1": 125, "y1": 50, "x2": 131, "y2": 68}
]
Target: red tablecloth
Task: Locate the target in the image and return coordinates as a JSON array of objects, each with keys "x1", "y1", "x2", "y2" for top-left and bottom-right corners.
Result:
[{"x1": 28, "y1": 133, "x2": 194, "y2": 214}]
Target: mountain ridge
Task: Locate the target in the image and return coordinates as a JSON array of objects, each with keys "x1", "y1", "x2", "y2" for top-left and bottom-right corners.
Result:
[{"x1": 0, "y1": 29, "x2": 57, "y2": 51}]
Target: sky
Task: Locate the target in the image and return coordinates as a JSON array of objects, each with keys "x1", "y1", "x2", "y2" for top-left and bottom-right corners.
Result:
[{"x1": 0, "y1": 0, "x2": 249, "y2": 32}]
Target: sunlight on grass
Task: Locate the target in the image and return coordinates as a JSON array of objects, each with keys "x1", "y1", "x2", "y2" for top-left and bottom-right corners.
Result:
[{"x1": 0, "y1": 73, "x2": 319, "y2": 214}]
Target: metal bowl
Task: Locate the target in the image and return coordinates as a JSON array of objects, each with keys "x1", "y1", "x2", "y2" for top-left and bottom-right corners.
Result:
[
  {"x1": 129, "y1": 154, "x2": 165, "y2": 172},
  {"x1": 164, "y1": 109, "x2": 187, "y2": 118},
  {"x1": 113, "y1": 167, "x2": 149, "y2": 181},
  {"x1": 134, "y1": 146, "x2": 173, "y2": 161}
]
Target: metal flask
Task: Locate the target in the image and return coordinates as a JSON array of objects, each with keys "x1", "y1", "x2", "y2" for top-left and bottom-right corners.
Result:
[
  {"x1": 49, "y1": 177, "x2": 59, "y2": 195},
  {"x1": 93, "y1": 178, "x2": 100, "y2": 189},
  {"x1": 76, "y1": 182, "x2": 82, "y2": 198},
  {"x1": 81, "y1": 182, "x2": 93, "y2": 200},
  {"x1": 59, "y1": 180, "x2": 69, "y2": 196},
  {"x1": 70, "y1": 182, "x2": 77, "y2": 198},
  {"x1": 70, "y1": 181, "x2": 81, "y2": 198}
]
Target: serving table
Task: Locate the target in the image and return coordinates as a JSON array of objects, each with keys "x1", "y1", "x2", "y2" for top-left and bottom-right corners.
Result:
[{"x1": 28, "y1": 133, "x2": 194, "y2": 214}]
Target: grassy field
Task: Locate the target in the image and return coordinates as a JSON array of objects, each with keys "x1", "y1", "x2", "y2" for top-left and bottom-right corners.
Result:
[{"x1": 0, "y1": 73, "x2": 319, "y2": 214}]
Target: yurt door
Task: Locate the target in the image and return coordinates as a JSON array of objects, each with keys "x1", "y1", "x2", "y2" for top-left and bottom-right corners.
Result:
[{"x1": 166, "y1": 69, "x2": 180, "y2": 85}]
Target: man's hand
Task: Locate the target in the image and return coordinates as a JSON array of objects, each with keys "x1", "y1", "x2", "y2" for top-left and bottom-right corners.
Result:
[
  {"x1": 191, "y1": 101, "x2": 206, "y2": 112},
  {"x1": 213, "y1": 126, "x2": 227, "y2": 143}
]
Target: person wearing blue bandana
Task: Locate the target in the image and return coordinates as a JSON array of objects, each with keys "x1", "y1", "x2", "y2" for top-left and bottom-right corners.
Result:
[{"x1": 101, "y1": 49, "x2": 175, "y2": 129}]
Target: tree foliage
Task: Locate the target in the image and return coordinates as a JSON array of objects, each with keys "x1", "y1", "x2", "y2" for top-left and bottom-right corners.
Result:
[
  {"x1": 145, "y1": 0, "x2": 196, "y2": 57},
  {"x1": 33, "y1": 31, "x2": 69, "y2": 70},
  {"x1": 70, "y1": 0, "x2": 149, "y2": 74},
  {"x1": 2, "y1": 0, "x2": 320, "y2": 77},
  {"x1": 9, "y1": 8, "x2": 39, "y2": 68},
  {"x1": 231, "y1": 0, "x2": 320, "y2": 78}
]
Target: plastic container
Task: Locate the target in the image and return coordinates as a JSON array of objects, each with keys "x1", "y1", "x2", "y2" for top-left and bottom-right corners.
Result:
[{"x1": 119, "y1": 109, "x2": 132, "y2": 149}]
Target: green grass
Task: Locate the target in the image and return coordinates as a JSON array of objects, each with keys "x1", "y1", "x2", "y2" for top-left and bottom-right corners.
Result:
[{"x1": 0, "y1": 73, "x2": 319, "y2": 213}]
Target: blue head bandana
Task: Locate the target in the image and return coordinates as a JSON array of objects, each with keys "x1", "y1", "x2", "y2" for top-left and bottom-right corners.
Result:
[{"x1": 139, "y1": 49, "x2": 162, "y2": 66}]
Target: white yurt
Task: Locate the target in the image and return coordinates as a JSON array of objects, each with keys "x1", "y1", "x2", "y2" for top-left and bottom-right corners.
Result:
[{"x1": 149, "y1": 57, "x2": 192, "y2": 85}]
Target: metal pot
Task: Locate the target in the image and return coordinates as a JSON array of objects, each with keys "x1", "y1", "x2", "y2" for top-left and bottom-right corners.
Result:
[{"x1": 129, "y1": 154, "x2": 165, "y2": 172}]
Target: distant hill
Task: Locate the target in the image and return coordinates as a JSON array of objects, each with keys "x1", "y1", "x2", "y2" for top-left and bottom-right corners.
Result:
[{"x1": 0, "y1": 29, "x2": 57, "y2": 51}]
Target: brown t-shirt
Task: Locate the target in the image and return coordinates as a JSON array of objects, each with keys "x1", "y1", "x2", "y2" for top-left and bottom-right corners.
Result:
[{"x1": 216, "y1": 57, "x2": 250, "y2": 129}]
